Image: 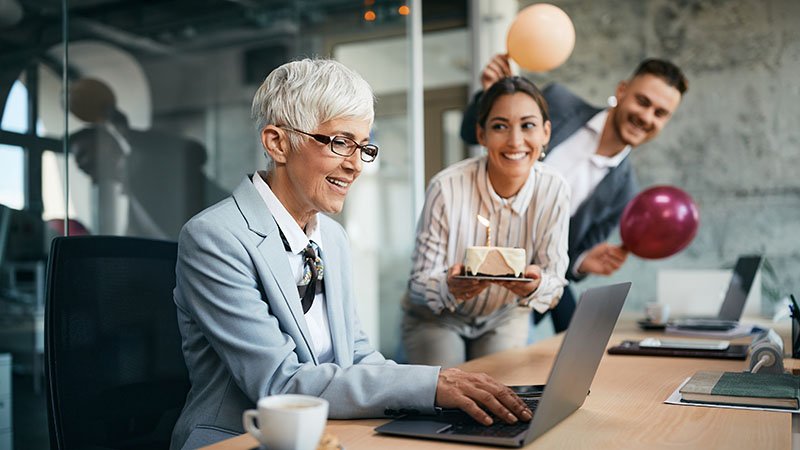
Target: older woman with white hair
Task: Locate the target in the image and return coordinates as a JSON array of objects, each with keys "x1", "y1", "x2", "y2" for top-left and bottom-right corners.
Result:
[{"x1": 170, "y1": 59, "x2": 533, "y2": 450}]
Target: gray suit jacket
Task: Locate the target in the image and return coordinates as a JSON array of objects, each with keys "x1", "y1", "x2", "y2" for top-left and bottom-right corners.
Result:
[
  {"x1": 460, "y1": 83, "x2": 638, "y2": 281},
  {"x1": 170, "y1": 177, "x2": 439, "y2": 450}
]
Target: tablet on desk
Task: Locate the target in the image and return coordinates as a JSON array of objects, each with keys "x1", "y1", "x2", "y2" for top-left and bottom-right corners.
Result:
[
  {"x1": 639, "y1": 337, "x2": 730, "y2": 351},
  {"x1": 607, "y1": 340, "x2": 748, "y2": 360},
  {"x1": 670, "y1": 318, "x2": 739, "y2": 331}
]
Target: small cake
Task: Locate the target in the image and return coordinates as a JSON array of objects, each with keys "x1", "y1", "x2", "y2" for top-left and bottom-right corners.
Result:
[{"x1": 464, "y1": 246, "x2": 526, "y2": 277}]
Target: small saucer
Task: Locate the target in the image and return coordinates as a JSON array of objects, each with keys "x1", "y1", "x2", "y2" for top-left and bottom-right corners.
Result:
[{"x1": 637, "y1": 318, "x2": 667, "y2": 331}]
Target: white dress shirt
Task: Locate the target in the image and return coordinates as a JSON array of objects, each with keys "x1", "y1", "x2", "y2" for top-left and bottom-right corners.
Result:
[
  {"x1": 545, "y1": 110, "x2": 631, "y2": 216},
  {"x1": 544, "y1": 110, "x2": 630, "y2": 276},
  {"x1": 408, "y1": 156, "x2": 570, "y2": 320},
  {"x1": 252, "y1": 171, "x2": 334, "y2": 363}
]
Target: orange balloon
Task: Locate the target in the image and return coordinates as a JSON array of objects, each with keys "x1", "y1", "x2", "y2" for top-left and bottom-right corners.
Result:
[{"x1": 507, "y1": 3, "x2": 575, "y2": 72}]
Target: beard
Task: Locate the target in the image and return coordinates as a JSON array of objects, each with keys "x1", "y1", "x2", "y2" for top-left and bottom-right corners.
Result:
[{"x1": 613, "y1": 111, "x2": 653, "y2": 147}]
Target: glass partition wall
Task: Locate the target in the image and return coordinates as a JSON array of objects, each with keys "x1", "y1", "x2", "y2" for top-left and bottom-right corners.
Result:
[{"x1": 0, "y1": 1, "x2": 468, "y2": 447}]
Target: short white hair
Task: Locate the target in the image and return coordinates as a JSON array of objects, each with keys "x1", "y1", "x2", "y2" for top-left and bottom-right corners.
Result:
[{"x1": 251, "y1": 58, "x2": 375, "y2": 156}]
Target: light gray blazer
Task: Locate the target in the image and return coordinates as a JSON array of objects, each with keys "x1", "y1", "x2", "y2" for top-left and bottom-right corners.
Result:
[{"x1": 170, "y1": 177, "x2": 440, "y2": 450}]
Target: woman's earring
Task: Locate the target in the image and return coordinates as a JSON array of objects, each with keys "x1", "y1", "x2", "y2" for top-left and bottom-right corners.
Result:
[{"x1": 539, "y1": 145, "x2": 548, "y2": 161}]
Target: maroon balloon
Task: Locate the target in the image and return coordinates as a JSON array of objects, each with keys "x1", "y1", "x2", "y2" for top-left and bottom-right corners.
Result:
[
  {"x1": 46, "y1": 218, "x2": 91, "y2": 236},
  {"x1": 619, "y1": 186, "x2": 699, "y2": 259}
]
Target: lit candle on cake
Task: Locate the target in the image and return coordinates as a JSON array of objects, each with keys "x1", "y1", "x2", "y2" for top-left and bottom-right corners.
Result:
[
  {"x1": 477, "y1": 214, "x2": 491, "y2": 247},
  {"x1": 466, "y1": 215, "x2": 525, "y2": 277}
]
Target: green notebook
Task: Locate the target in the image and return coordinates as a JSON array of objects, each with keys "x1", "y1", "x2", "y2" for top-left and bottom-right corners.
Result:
[{"x1": 680, "y1": 371, "x2": 800, "y2": 409}]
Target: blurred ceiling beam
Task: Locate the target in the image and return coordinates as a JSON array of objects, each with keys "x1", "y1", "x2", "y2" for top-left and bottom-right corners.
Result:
[{"x1": 71, "y1": 17, "x2": 174, "y2": 55}]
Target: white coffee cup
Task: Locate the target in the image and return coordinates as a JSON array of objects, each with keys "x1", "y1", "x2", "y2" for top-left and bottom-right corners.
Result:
[
  {"x1": 242, "y1": 394, "x2": 329, "y2": 450},
  {"x1": 645, "y1": 302, "x2": 670, "y2": 324}
]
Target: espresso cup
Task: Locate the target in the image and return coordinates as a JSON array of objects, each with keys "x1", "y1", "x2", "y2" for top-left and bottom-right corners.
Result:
[
  {"x1": 242, "y1": 394, "x2": 329, "y2": 450},
  {"x1": 645, "y1": 302, "x2": 670, "y2": 324}
]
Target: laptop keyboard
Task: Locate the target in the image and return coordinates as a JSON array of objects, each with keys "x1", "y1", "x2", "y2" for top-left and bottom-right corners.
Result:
[{"x1": 441, "y1": 397, "x2": 540, "y2": 438}]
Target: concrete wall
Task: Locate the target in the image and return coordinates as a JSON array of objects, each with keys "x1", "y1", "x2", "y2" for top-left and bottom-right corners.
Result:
[{"x1": 519, "y1": 0, "x2": 800, "y2": 312}]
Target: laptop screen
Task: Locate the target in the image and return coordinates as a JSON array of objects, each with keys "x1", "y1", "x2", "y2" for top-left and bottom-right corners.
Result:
[{"x1": 717, "y1": 255, "x2": 763, "y2": 321}]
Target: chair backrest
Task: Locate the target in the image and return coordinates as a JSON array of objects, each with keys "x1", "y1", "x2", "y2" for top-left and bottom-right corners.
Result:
[{"x1": 45, "y1": 236, "x2": 190, "y2": 450}]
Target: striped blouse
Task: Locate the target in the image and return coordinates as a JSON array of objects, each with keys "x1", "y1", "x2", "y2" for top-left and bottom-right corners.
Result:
[{"x1": 408, "y1": 156, "x2": 570, "y2": 319}]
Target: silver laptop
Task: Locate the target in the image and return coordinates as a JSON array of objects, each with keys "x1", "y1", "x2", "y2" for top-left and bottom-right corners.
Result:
[
  {"x1": 375, "y1": 282, "x2": 631, "y2": 447},
  {"x1": 670, "y1": 255, "x2": 763, "y2": 330}
]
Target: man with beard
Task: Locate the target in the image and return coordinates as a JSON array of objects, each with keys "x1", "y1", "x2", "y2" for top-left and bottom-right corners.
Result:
[{"x1": 460, "y1": 54, "x2": 688, "y2": 332}]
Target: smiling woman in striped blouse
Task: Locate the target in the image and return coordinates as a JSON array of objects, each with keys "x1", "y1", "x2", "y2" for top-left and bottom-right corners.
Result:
[{"x1": 403, "y1": 76, "x2": 571, "y2": 367}]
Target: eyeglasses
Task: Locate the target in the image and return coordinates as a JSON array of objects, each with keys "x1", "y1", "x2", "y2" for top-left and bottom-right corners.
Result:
[{"x1": 281, "y1": 127, "x2": 379, "y2": 163}]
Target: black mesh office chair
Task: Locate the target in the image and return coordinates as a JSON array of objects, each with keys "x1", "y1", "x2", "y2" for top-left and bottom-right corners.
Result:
[{"x1": 45, "y1": 236, "x2": 190, "y2": 450}]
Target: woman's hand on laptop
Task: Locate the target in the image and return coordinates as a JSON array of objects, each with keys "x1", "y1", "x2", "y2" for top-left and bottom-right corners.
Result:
[{"x1": 435, "y1": 368, "x2": 533, "y2": 426}]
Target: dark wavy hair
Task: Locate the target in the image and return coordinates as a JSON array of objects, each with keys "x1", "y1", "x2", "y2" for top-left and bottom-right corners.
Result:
[
  {"x1": 477, "y1": 76, "x2": 550, "y2": 129},
  {"x1": 631, "y1": 59, "x2": 688, "y2": 95}
]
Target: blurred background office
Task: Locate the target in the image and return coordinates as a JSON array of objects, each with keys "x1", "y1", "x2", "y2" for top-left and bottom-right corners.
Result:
[{"x1": 0, "y1": 0, "x2": 799, "y2": 448}]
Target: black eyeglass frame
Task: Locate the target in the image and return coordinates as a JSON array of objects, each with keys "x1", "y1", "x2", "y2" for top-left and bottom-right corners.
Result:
[{"x1": 280, "y1": 127, "x2": 379, "y2": 163}]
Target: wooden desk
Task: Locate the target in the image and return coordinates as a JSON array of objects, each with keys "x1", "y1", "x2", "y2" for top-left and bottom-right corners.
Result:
[{"x1": 204, "y1": 316, "x2": 794, "y2": 449}]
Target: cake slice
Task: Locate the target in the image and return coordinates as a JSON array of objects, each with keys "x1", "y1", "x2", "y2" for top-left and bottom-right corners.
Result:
[{"x1": 464, "y1": 246, "x2": 526, "y2": 277}]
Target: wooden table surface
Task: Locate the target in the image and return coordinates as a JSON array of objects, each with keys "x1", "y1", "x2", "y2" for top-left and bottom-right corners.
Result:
[{"x1": 203, "y1": 314, "x2": 796, "y2": 449}]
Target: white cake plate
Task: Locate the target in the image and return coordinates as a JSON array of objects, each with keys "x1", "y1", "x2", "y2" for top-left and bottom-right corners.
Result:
[{"x1": 453, "y1": 275, "x2": 534, "y2": 282}]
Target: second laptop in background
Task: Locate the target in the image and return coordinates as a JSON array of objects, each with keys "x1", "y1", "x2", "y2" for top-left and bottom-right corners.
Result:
[{"x1": 667, "y1": 255, "x2": 763, "y2": 331}]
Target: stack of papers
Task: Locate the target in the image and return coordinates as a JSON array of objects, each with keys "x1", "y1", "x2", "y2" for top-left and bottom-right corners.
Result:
[{"x1": 665, "y1": 377, "x2": 800, "y2": 413}]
